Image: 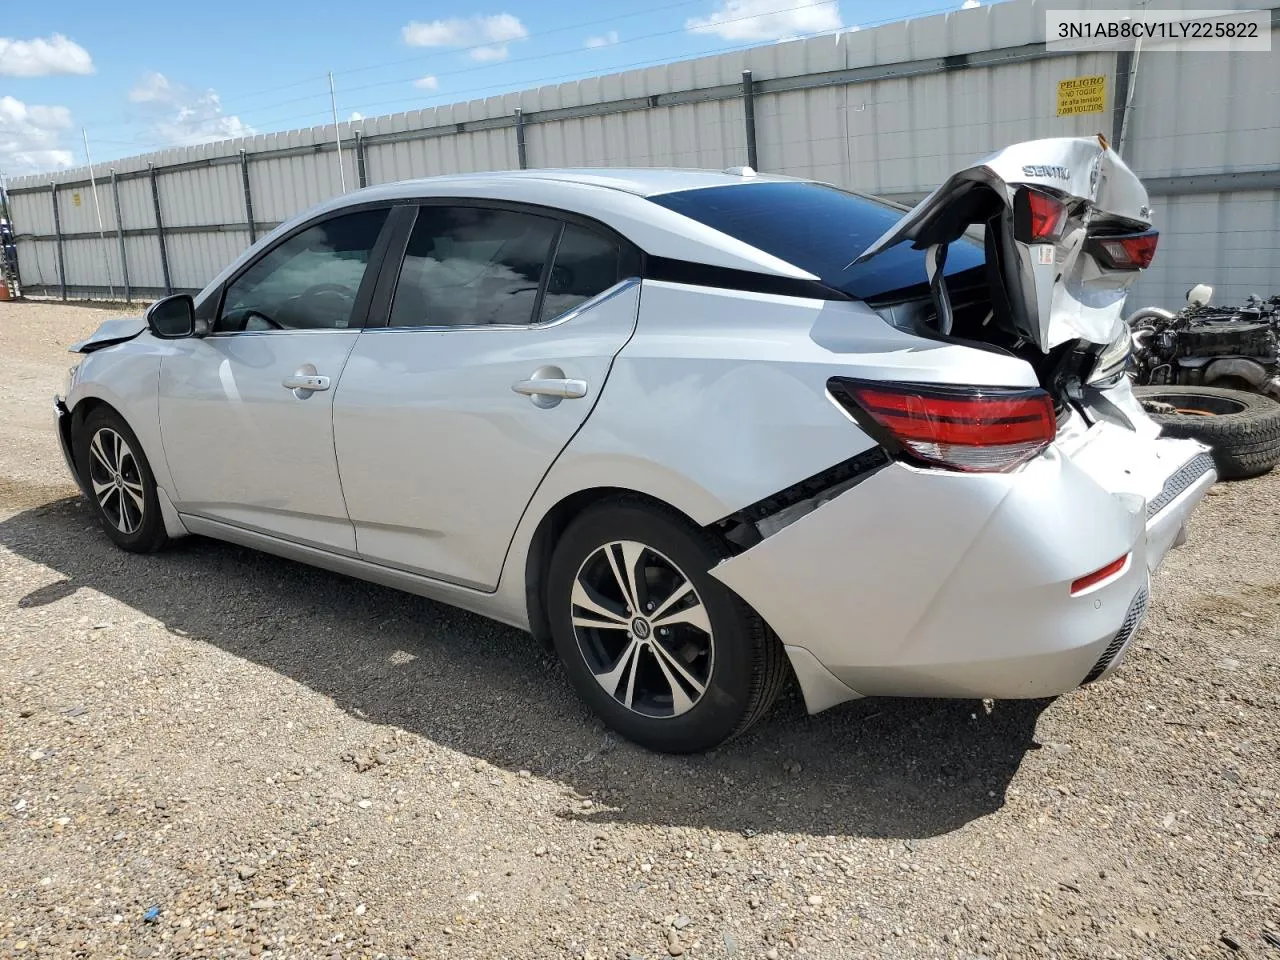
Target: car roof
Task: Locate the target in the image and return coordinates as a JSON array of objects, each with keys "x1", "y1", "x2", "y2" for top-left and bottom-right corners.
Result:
[{"x1": 361, "y1": 167, "x2": 800, "y2": 200}]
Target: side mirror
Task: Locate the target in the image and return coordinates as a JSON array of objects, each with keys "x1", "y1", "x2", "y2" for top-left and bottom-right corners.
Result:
[{"x1": 146, "y1": 294, "x2": 196, "y2": 339}]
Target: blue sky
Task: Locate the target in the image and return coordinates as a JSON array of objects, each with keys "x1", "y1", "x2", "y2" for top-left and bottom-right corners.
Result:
[{"x1": 1, "y1": 0, "x2": 984, "y2": 176}]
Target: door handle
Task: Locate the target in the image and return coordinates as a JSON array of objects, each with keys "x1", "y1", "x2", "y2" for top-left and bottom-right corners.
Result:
[
  {"x1": 512, "y1": 378, "x2": 587, "y2": 399},
  {"x1": 282, "y1": 374, "x2": 330, "y2": 391}
]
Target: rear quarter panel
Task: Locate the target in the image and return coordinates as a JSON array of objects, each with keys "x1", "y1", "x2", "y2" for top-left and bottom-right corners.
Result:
[{"x1": 493, "y1": 280, "x2": 1040, "y2": 614}]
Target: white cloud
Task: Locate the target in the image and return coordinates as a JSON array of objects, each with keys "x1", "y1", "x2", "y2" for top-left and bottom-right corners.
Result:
[
  {"x1": 349, "y1": 111, "x2": 365, "y2": 121},
  {"x1": 469, "y1": 44, "x2": 510, "y2": 62},
  {"x1": 0, "y1": 34, "x2": 94, "y2": 77},
  {"x1": 402, "y1": 14, "x2": 528, "y2": 62},
  {"x1": 414, "y1": 75, "x2": 440, "y2": 91},
  {"x1": 0, "y1": 95, "x2": 74, "y2": 173},
  {"x1": 128, "y1": 72, "x2": 253, "y2": 147},
  {"x1": 686, "y1": 0, "x2": 842, "y2": 41},
  {"x1": 128, "y1": 71, "x2": 172, "y2": 104},
  {"x1": 961, "y1": 0, "x2": 981, "y2": 8},
  {"x1": 585, "y1": 30, "x2": 620, "y2": 48}
]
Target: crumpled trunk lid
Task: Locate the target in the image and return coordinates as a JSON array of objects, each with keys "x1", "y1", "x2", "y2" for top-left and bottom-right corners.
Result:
[{"x1": 856, "y1": 136, "x2": 1152, "y2": 352}]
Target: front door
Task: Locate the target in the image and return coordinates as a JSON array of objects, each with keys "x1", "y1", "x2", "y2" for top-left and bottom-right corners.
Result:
[
  {"x1": 333, "y1": 204, "x2": 639, "y2": 589},
  {"x1": 159, "y1": 207, "x2": 390, "y2": 552}
]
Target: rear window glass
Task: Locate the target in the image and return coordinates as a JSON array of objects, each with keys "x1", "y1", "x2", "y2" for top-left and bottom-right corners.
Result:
[{"x1": 648, "y1": 180, "x2": 984, "y2": 300}]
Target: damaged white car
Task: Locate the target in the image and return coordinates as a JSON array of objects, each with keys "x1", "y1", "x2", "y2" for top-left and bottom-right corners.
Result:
[{"x1": 56, "y1": 137, "x2": 1214, "y2": 752}]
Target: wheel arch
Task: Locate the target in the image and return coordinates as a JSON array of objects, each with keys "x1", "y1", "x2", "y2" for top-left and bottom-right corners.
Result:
[{"x1": 522, "y1": 486, "x2": 706, "y2": 649}]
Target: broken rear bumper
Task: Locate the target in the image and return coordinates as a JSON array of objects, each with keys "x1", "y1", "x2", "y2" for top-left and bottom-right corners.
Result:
[{"x1": 711, "y1": 433, "x2": 1214, "y2": 712}]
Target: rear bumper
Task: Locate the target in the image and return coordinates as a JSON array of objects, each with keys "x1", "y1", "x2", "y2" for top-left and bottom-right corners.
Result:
[{"x1": 711, "y1": 431, "x2": 1214, "y2": 710}]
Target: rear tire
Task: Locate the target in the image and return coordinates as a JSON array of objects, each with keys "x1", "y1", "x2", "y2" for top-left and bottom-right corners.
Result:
[
  {"x1": 1134, "y1": 385, "x2": 1280, "y2": 480},
  {"x1": 74, "y1": 406, "x2": 170, "y2": 553},
  {"x1": 546, "y1": 498, "x2": 787, "y2": 753}
]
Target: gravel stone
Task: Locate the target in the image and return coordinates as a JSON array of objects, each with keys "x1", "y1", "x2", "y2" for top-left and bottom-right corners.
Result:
[{"x1": 1, "y1": 298, "x2": 1278, "y2": 958}]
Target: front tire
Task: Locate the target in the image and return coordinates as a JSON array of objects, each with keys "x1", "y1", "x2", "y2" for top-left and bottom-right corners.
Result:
[
  {"x1": 74, "y1": 406, "x2": 169, "y2": 553},
  {"x1": 546, "y1": 498, "x2": 786, "y2": 753}
]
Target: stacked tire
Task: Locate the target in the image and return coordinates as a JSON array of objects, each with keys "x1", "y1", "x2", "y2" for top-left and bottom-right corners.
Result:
[{"x1": 1133, "y1": 384, "x2": 1280, "y2": 480}]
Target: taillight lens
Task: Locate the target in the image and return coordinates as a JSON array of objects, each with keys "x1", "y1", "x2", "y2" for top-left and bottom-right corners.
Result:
[
  {"x1": 829, "y1": 379, "x2": 1057, "y2": 472},
  {"x1": 1088, "y1": 230, "x2": 1159, "y2": 270},
  {"x1": 1014, "y1": 188, "x2": 1068, "y2": 243}
]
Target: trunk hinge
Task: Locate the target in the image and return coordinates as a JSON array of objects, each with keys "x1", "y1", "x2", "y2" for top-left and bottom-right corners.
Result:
[{"x1": 924, "y1": 243, "x2": 954, "y2": 336}]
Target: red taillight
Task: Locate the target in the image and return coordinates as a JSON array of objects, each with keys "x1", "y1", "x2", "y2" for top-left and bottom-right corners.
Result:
[
  {"x1": 1089, "y1": 230, "x2": 1159, "y2": 270},
  {"x1": 1014, "y1": 188, "x2": 1068, "y2": 243},
  {"x1": 1070, "y1": 554, "x2": 1130, "y2": 596},
  {"x1": 829, "y1": 379, "x2": 1057, "y2": 473}
]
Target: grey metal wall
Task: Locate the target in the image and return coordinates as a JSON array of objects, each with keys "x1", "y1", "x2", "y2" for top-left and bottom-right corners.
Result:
[{"x1": 6, "y1": 0, "x2": 1279, "y2": 310}]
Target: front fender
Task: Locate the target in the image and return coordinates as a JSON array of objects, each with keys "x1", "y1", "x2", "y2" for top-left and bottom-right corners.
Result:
[{"x1": 66, "y1": 340, "x2": 174, "y2": 495}]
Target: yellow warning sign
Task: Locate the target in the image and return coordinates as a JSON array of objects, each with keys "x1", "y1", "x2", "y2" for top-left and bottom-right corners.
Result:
[
  {"x1": 72, "y1": 192, "x2": 82, "y2": 207},
  {"x1": 1057, "y1": 75, "x2": 1106, "y2": 116}
]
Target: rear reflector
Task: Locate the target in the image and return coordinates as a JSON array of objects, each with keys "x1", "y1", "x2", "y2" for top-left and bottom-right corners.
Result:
[
  {"x1": 1070, "y1": 554, "x2": 1130, "y2": 596},
  {"x1": 828, "y1": 378, "x2": 1057, "y2": 473},
  {"x1": 1015, "y1": 188, "x2": 1068, "y2": 243},
  {"x1": 1088, "y1": 230, "x2": 1159, "y2": 270}
]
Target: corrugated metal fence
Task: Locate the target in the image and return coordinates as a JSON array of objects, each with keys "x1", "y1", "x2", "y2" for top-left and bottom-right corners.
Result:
[{"x1": 5, "y1": 0, "x2": 1279, "y2": 310}]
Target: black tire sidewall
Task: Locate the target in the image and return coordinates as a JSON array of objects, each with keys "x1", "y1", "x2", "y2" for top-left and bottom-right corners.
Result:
[
  {"x1": 1135, "y1": 385, "x2": 1280, "y2": 480},
  {"x1": 74, "y1": 407, "x2": 168, "y2": 553},
  {"x1": 547, "y1": 502, "x2": 758, "y2": 753}
]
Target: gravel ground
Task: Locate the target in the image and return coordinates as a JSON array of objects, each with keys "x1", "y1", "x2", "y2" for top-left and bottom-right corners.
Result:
[{"x1": 1, "y1": 299, "x2": 1277, "y2": 960}]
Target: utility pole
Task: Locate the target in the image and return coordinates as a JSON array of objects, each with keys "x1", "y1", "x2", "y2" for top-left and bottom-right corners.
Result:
[
  {"x1": 82, "y1": 128, "x2": 116, "y2": 299},
  {"x1": 329, "y1": 72, "x2": 347, "y2": 193}
]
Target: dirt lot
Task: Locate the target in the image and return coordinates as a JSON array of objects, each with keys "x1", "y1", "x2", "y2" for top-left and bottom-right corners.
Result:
[{"x1": 1, "y1": 299, "x2": 1277, "y2": 960}]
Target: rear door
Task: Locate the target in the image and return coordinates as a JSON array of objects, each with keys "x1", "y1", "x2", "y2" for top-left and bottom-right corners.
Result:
[{"x1": 332, "y1": 202, "x2": 640, "y2": 590}]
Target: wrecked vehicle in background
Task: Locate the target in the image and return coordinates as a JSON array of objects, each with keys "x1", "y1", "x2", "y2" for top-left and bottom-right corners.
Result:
[{"x1": 1128, "y1": 289, "x2": 1280, "y2": 479}]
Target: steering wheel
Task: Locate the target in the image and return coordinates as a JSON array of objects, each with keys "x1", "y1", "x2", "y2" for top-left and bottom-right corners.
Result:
[
  {"x1": 299, "y1": 283, "x2": 356, "y2": 304},
  {"x1": 218, "y1": 308, "x2": 282, "y2": 332}
]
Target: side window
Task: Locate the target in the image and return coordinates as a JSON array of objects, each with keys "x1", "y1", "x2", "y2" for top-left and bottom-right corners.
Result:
[
  {"x1": 218, "y1": 208, "x2": 388, "y2": 332},
  {"x1": 389, "y1": 206, "x2": 558, "y2": 328},
  {"x1": 539, "y1": 224, "x2": 621, "y2": 323}
]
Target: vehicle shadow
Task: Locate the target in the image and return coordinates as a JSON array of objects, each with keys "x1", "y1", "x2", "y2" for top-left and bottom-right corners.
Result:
[{"x1": 1, "y1": 498, "x2": 1051, "y2": 840}]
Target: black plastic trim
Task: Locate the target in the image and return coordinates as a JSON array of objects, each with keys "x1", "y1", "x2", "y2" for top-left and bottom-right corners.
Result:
[
  {"x1": 1146, "y1": 452, "x2": 1215, "y2": 519},
  {"x1": 1081, "y1": 585, "x2": 1148, "y2": 684},
  {"x1": 711, "y1": 446, "x2": 891, "y2": 549},
  {"x1": 643, "y1": 256, "x2": 851, "y2": 301}
]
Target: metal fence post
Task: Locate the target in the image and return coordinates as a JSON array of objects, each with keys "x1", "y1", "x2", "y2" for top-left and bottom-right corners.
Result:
[
  {"x1": 50, "y1": 181, "x2": 67, "y2": 301},
  {"x1": 239, "y1": 150, "x2": 257, "y2": 245},
  {"x1": 148, "y1": 162, "x2": 172, "y2": 295},
  {"x1": 1111, "y1": 47, "x2": 1135, "y2": 157},
  {"x1": 109, "y1": 169, "x2": 132, "y2": 304},
  {"x1": 355, "y1": 131, "x2": 368, "y2": 188},
  {"x1": 514, "y1": 108, "x2": 528, "y2": 169},
  {"x1": 741, "y1": 70, "x2": 759, "y2": 171}
]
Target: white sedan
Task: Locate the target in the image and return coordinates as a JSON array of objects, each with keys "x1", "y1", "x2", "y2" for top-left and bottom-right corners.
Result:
[{"x1": 56, "y1": 137, "x2": 1214, "y2": 753}]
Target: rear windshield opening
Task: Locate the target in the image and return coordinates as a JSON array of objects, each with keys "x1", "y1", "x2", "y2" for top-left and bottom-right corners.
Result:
[{"x1": 648, "y1": 180, "x2": 985, "y2": 301}]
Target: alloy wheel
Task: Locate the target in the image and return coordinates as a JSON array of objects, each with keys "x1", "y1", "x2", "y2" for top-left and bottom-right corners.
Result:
[
  {"x1": 570, "y1": 540, "x2": 714, "y2": 718},
  {"x1": 87, "y1": 427, "x2": 145, "y2": 535}
]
